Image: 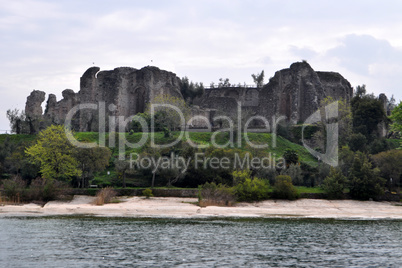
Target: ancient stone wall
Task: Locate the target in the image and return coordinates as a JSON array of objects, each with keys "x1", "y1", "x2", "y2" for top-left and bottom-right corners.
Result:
[{"x1": 24, "y1": 62, "x2": 355, "y2": 133}]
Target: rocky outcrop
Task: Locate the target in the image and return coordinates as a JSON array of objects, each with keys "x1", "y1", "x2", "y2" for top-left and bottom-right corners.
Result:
[{"x1": 25, "y1": 90, "x2": 46, "y2": 119}]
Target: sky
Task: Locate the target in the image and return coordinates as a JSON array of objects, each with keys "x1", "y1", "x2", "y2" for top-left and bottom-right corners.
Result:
[{"x1": 1, "y1": 0, "x2": 402, "y2": 133}]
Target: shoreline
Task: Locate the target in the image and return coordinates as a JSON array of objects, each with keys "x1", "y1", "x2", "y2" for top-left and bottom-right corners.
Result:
[{"x1": 1, "y1": 195, "x2": 402, "y2": 220}]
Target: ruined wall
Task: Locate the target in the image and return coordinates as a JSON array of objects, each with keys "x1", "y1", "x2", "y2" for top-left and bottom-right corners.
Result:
[
  {"x1": 25, "y1": 66, "x2": 183, "y2": 132},
  {"x1": 195, "y1": 61, "x2": 353, "y2": 124},
  {"x1": 24, "y1": 62, "x2": 354, "y2": 133}
]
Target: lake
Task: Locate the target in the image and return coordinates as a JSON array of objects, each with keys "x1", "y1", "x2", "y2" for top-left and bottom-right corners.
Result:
[{"x1": 0, "y1": 216, "x2": 401, "y2": 267}]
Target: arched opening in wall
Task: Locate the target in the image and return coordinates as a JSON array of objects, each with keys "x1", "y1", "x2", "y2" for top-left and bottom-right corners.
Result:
[
  {"x1": 279, "y1": 91, "x2": 292, "y2": 121},
  {"x1": 224, "y1": 89, "x2": 239, "y2": 99},
  {"x1": 134, "y1": 87, "x2": 146, "y2": 114}
]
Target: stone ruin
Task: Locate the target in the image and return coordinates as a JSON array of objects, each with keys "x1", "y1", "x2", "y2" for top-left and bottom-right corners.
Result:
[{"x1": 24, "y1": 61, "x2": 354, "y2": 133}]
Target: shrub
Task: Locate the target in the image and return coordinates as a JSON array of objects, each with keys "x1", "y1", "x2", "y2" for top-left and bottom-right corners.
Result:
[
  {"x1": 94, "y1": 187, "x2": 117, "y2": 205},
  {"x1": 142, "y1": 188, "x2": 153, "y2": 198},
  {"x1": 28, "y1": 178, "x2": 65, "y2": 202},
  {"x1": 272, "y1": 175, "x2": 299, "y2": 200},
  {"x1": 348, "y1": 152, "x2": 385, "y2": 200},
  {"x1": 235, "y1": 177, "x2": 270, "y2": 202},
  {"x1": 2, "y1": 175, "x2": 26, "y2": 202},
  {"x1": 199, "y1": 182, "x2": 235, "y2": 206},
  {"x1": 322, "y1": 168, "x2": 347, "y2": 199},
  {"x1": 232, "y1": 170, "x2": 270, "y2": 202}
]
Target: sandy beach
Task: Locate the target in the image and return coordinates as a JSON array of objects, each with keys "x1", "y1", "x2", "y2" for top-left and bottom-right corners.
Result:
[{"x1": 1, "y1": 195, "x2": 402, "y2": 219}]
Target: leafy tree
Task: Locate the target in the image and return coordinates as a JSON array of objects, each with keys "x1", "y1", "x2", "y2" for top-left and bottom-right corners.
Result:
[
  {"x1": 349, "y1": 132, "x2": 367, "y2": 152},
  {"x1": 351, "y1": 90, "x2": 388, "y2": 141},
  {"x1": 232, "y1": 170, "x2": 270, "y2": 201},
  {"x1": 283, "y1": 149, "x2": 299, "y2": 166},
  {"x1": 251, "y1": 70, "x2": 265, "y2": 88},
  {"x1": 114, "y1": 159, "x2": 130, "y2": 188},
  {"x1": 6, "y1": 109, "x2": 29, "y2": 134},
  {"x1": 322, "y1": 167, "x2": 347, "y2": 199},
  {"x1": 348, "y1": 152, "x2": 385, "y2": 200},
  {"x1": 74, "y1": 147, "x2": 112, "y2": 188},
  {"x1": 25, "y1": 125, "x2": 82, "y2": 181},
  {"x1": 147, "y1": 95, "x2": 191, "y2": 131},
  {"x1": 272, "y1": 175, "x2": 299, "y2": 200},
  {"x1": 354, "y1": 84, "x2": 366, "y2": 97},
  {"x1": 389, "y1": 101, "x2": 402, "y2": 133},
  {"x1": 372, "y1": 149, "x2": 402, "y2": 189},
  {"x1": 180, "y1": 77, "x2": 204, "y2": 104},
  {"x1": 280, "y1": 163, "x2": 303, "y2": 186},
  {"x1": 218, "y1": 78, "x2": 231, "y2": 87}
]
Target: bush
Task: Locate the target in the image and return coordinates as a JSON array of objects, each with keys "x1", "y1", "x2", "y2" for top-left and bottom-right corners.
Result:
[
  {"x1": 348, "y1": 152, "x2": 385, "y2": 200},
  {"x1": 322, "y1": 168, "x2": 347, "y2": 199},
  {"x1": 1, "y1": 175, "x2": 26, "y2": 202},
  {"x1": 232, "y1": 170, "x2": 270, "y2": 202},
  {"x1": 199, "y1": 182, "x2": 235, "y2": 206},
  {"x1": 94, "y1": 187, "x2": 117, "y2": 205},
  {"x1": 142, "y1": 188, "x2": 153, "y2": 198},
  {"x1": 28, "y1": 178, "x2": 65, "y2": 202},
  {"x1": 272, "y1": 175, "x2": 299, "y2": 200}
]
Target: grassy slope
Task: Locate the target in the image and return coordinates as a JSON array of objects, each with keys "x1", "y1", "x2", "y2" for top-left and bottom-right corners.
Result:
[{"x1": 72, "y1": 131, "x2": 318, "y2": 166}]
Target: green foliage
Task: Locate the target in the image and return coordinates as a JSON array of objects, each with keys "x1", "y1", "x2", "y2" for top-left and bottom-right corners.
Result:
[
  {"x1": 251, "y1": 70, "x2": 265, "y2": 88},
  {"x1": 199, "y1": 182, "x2": 235, "y2": 206},
  {"x1": 28, "y1": 177, "x2": 65, "y2": 202},
  {"x1": 349, "y1": 133, "x2": 367, "y2": 152},
  {"x1": 1, "y1": 175, "x2": 26, "y2": 200},
  {"x1": 180, "y1": 77, "x2": 204, "y2": 103},
  {"x1": 372, "y1": 149, "x2": 402, "y2": 188},
  {"x1": 322, "y1": 167, "x2": 347, "y2": 199},
  {"x1": 146, "y1": 95, "x2": 191, "y2": 131},
  {"x1": 272, "y1": 175, "x2": 299, "y2": 200},
  {"x1": 280, "y1": 163, "x2": 303, "y2": 186},
  {"x1": 25, "y1": 125, "x2": 82, "y2": 181},
  {"x1": 283, "y1": 149, "x2": 299, "y2": 166},
  {"x1": 142, "y1": 188, "x2": 153, "y2": 198},
  {"x1": 351, "y1": 91, "x2": 388, "y2": 141},
  {"x1": 389, "y1": 101, "x2": 402, "y2": 132},
  {"x1": 6, "y1": 109, "x2": 30, "y2": 134},
  {"x1": 234, "y1": 178, "x2": 270, "y2": 202},
  {"x1": 74, "y1": 147, "x2": 112, "y2": 187},
  {"x1": 348, "y1": 152, "x2": 385, "y2": 200}
]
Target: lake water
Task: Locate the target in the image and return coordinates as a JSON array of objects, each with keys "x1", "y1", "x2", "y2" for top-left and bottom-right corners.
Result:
[{"x1": 0, "y1": 216, "x2": 401, "y2": 267}]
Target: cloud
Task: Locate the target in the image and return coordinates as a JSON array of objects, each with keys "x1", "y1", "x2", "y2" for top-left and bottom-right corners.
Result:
[{"x1": 327, "y1": 34, "x2": 402, "y2": 76}]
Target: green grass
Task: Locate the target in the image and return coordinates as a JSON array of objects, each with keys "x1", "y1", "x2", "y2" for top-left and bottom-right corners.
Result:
[
  {"x1": 0, "y1": 131, "x2": 319, "y2": 166},
  {"x1": 295, "y1": 186, "x2": 325, "y2": 194}
]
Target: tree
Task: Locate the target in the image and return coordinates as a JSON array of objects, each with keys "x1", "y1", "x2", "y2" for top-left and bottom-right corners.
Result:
[
  {"x1": 251, "y1": 70, "x2": 265, "y2": 88},
  {"x1": 147, "y1": 94, "x2": 191, "y2": 131},
  {"x1": 25, "y1": 125, "x2": 82, "y2": 181},
  {"x1": 348, "y1": 152, "x2": 385, "y2": 200},
  {"x1": 180, "y1": 77, "x2": 204, "y2": 104},
  {"x1": 283, "y1": 149, "x2": 299, "y2": 166},
  {"x1": 389, "y1": 101, "x2": 402, "y2": 133},
  {"x1": 114, "y1": 159, "x2": 130, "y2": 188},
  {"x1": 218, "y1": 78, "x2": 231, "y2": 87},
  {"x1": 6, "y1": 109, "x2": 29, "y2": 134},
  {"x1": 280, "y1": 163, "x2": 303, "y2": 186},
  {"x1": 74, "y1": 147, "x2": 112, "y2": 188},
  {"x1": 322, "y1": 167, "x2": 347, "y2": 199},
  {"x1": 272, "y1": 175, "x2": 299, "y2": 200},
  {"x1": 349, "y1": 133, "x2": 367, "y2": 152},
  {"x1": 351, "y1": 91, "x2": 388, "y2": 141},
  {"x1": 372, "y1": 149, "x2": 402, "y2": 189}
]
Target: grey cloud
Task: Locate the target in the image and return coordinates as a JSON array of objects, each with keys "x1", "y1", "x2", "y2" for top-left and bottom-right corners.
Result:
[{"x1": 327, "y1": 34, "x2": 402, "y2": 75}]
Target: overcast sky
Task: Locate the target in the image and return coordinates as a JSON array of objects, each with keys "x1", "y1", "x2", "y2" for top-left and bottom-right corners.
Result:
[{"x1": 1, "y1": 0, "x2": 402, "y2": 132}]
